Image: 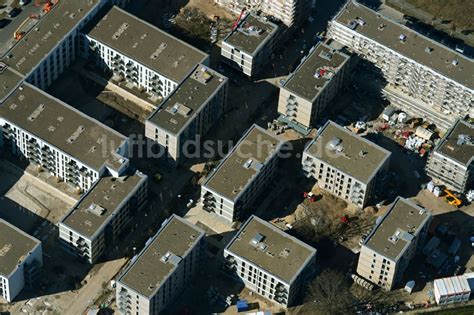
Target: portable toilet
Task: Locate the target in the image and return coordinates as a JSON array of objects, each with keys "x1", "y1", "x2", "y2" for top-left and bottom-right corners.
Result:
[
  {"x1": 405, "y1": 280, "x2": 415, "y2": 294},
  {"x1": 236, "y1": 300, "x2": 249, "y2": 312},
  {"x1": 398, "y1": 112, "x2": 408, "y2": 123}
]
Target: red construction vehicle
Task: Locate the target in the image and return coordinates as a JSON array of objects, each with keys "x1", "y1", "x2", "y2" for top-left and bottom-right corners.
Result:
[
  {"x1": 340, "y1": 215, "x2": 351, "y2": 225},
  {"x1": 303, "y1": 192, "x2": 318, "y2": 202},
  {"x1": 232, "y1": 8, "x2": 246, "y2": 31}
]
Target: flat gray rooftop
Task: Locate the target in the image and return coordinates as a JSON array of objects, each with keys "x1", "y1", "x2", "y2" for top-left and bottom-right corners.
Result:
[
  {"x1": 0, "y1": 66, "x2": 23, "y2": 103},
  {"x1": 284, "y1": 43, "x2": 350, "y2": 101},
  {"x1": 0, "y1": 83, "x2": 127, "y2": 172},
  {"x1": 365, "y1": 197, "x2": 431, "y2": 261},
  {"x1": 0, "y1": 219, "x2": 40, "y2": 277},
  {"x1": 2, "y1": 0, "x2": 101, "y2": 76},
  {"x1": 226, "y1": 215, "x2": 316, "y2": 284},
  {"x1": 333, "y1": 1, "x2": 474, "y2": 89},
  {"x1": 61, "y1": 171, "x2": 146, "y2": 239},
  {"x1": 86, "y1": 6, "x2": 208, "y2": 83},
  {"x1": 306, "y1": 121, "x2": 391, "y2": 183},
  {"x1": 436, "y1": 119, "x2": 474, "y2": 166},
  {"x1": 204, "y1": 124, "x2": 282, "y2": 201},
  {"x1": 147, "y1": 64, "x2": 227, "y2": 135},
  {"x1": 118, "y1": 215, "x2": 204, "y2": 298},
  {"x1": 225, "y1": 14, "x2": 278, "y2": 55}
]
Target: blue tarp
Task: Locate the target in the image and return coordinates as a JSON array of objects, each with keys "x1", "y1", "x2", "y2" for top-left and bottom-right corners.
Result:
[{"x1": 236, "y1": 300, "x2": 249, "y2": 312}]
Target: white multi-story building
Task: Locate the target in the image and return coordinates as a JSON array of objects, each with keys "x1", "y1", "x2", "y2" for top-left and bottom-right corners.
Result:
[
  {"x1": 357, "y1": 197, "x2": 432, "y2": 291},
  {"x1": 116, "y1": 214, "x2": 205, "y2": 315},
  {"x1": 201, "y1": 124, "x2": 285, "y2": 222},
  {"x1": 145, "y1": 64, "x2": 228, "y2": 162},
  {"x1": 0, "y1": 83, "x2": 130, "y2": 192},
  {"x1": 59, "y1": 171, "x2": 148, "y2": 263},
  {"x1": 302, "y1": 120, "x2": 391, "y2": 208},
  {"x1": 433, "y1": 274, "x2": 473, "y2": 305},
  {"x1": 278, "y1": 42, "x2": 351, "y2": 129},
  {"x1": 224, "y1": 215, "x2": 316, "y2": 307},
  {"x1": 215, "y1": 0, "x2": 313, "y2": 28},
  {"x1": 221, "y1": 13, "x2": 279, "y2": 77},
  {"x1": 426, "y1": 119, "x2": 473, "y2": 193},
  {"x1": 328, "y1": 1, "x2": 474, "y2": 130},
  {"x1": 81, "y1": 5, "x2": 209, "y2": 102},
  {"x1": 0, "y1": 0, "x2": 129, "y2": 97},
  {"x1": 0, "y1": 219, "x2": 43, "y2": 303}
]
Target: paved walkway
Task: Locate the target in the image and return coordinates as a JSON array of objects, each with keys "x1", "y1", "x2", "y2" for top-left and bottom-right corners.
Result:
[
  {"x1": 81, "y1": 70, "x2": 157, "y2": 114},
  {"x1": 64, "y1": 258, "x2": 127, "y2": 315}
]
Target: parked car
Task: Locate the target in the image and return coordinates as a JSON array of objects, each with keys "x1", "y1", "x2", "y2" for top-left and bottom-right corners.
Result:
[
  {"x1": 8, "y1": 7, "x2": 22, "y2": 18},
  {"x1": 0, "y1": 19, "x2": 9, "y2": 29},
  {"x1": 20, "y1": 0, "x2": 30, "y2": 6}
]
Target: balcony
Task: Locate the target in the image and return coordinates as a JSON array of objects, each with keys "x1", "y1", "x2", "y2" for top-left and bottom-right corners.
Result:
[{"x1": 202, "y1": 204, "x2": 215, "y2": 213}]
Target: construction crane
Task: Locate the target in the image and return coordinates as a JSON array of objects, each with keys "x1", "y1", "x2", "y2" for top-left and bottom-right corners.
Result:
[{"x1": 232, "y1": 8, "x2": 246, "y2": 31}]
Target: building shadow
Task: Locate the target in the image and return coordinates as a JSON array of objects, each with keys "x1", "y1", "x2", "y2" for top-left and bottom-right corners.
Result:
[
  {"x1": 364, "y1": 132, "x2": 428, "y2": 203},
  {"x1": 257, "y1": 0, "x2": 347, "y2": 81},
  {"x1": 399, "y1": 210, "x2": 474, "y2": 292},
  {"x1": 0, "y1": 159, "x2": 94, "y2": 302}
]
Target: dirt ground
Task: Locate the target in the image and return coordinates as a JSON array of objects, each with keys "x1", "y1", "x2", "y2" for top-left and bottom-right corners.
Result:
[{"x1": 187, "y1": 0, "x2": 236, "y2": 20}]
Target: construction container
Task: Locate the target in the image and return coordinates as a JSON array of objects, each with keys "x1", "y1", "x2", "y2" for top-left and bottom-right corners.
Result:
[
  {"x1": 382, "y1": 106, "x2": 396, "y2": 121},
  {"x1": 427, "y1": 181, "x2": 435, "y2": 192},
  {"x1": 433, "y1": 274, "x2": 471, "y2": 305}
]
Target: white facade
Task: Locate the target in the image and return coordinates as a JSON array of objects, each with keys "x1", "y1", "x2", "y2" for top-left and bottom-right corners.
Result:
[
  {"x1": 434, "y1": 274, "x2": 472, "y2": 305},
  {"x1": 0, "y1": 220, "x2": 43, "y2": 303},
  {"x1": 426, "y1": 119, "x2": 473, "y2": 193},
  {"x1": 328, "y1": 1, "x2": 473, "y2": 130},
  {"x1": 278, "y1": 42, "x2": 351, "y2": 129},
  {"x1": 221, "y1": 14, "x2": 279, "y2": 77},
  {"x1": 81, "y1": 6, "x2": 209, "y2": 102},
  {"x1": 302, "y1": 121, "x2": 391, "y2": 208},
  {"x1": 0, "y1": 117, "x2": 129, "y2": 192},
  {"x1": 82, "y1": 38, "x2": 179, "y2": 99},
  {"x1": 223, "y1": 216, "x2": 316, "y2": 307},
  {"x1": 116, "y1": 215, "x2": 205, "y2": 315},
  {"x1": 357, "y1": 198, "x2": 432, "y2": 290},
  {"x1": 59, "y1": 172, "x2": 148, "y2": 263},
  {"x1": 201, "y1": 125, "x2": 284, "y2": 222},
  {"x1": 145, "y1": 65, "x2": 229, "y2": 162},
  {"x1": 215, "y1": 0, "x2": 312, "y2": 27}
]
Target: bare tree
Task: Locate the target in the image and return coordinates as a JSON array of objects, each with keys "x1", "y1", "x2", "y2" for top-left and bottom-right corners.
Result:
[{"x1": 305, "y1": 270, "x2": 353, "y2": 315}]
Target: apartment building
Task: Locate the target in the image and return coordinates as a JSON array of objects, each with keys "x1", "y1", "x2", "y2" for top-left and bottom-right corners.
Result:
[
  {"x1": 224, "y1": 215, "x2": 316, "y2": 307},
  {"x1": 215, "y1": 0, "x2": 312, "y2": 28},
  {"x1": 278, "y1": 42, "x2": 351, "y2": 129},
  {"x1": 0, "y1": 219, "x2": 42, "y2": 303},
  {"x1": 426, "y1": 119, "x2": 474, "y2": 193},
  {"x1": 0, "y1": 83, "x2": 129, "y2": 192},
  {"x1": 357, "y1": 197, "x2": 432, "y2": 290},
  {"x1": 59, "y1": 171, "x2": 148, "y2": 263},
  {"x1": 328, "y1": 1, "x2": 473, "y2": 130},
  {"x1": 221, "y1": 13, "x2": 279, "y2": 77},
  {"x1": 302, "y1": 121, "x2": 391, "y2": 208},
  {"x1": 116, "y1": 215, "x2": 205, "y2": 315},
  {"x1": 201, "y1": 124, "x2": 284, "y2": 223},
  {"x1": 0, "y1": 0, "x2": 114, "y2": 94},
  {"x1": 145, "y1": 64, "x2": 228, "y2": 162},
  {"x1": 0, "y1": 64, "x2": 23, "y2": 104},
  {"x1": 81, "y1": 5, "x2": 209, "y2": 101}
]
